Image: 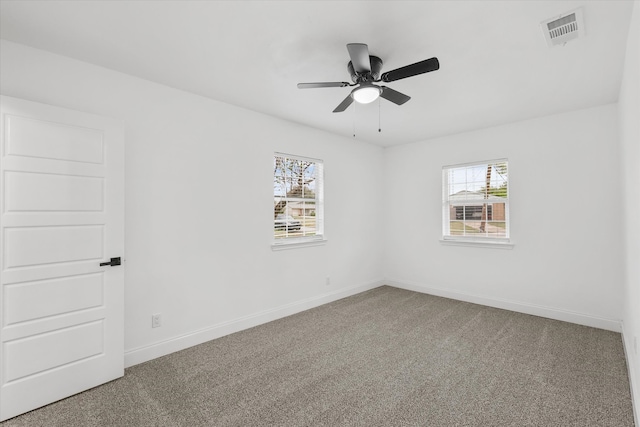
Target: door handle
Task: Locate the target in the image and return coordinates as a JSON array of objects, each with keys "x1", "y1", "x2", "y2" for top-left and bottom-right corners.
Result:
[{"x1": 100, "y1": 257, "x2": 121, "y2": 267}]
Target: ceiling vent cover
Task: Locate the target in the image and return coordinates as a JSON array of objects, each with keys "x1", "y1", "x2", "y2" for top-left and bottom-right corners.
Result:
[{"x1": 541, "y1": 8, "x2": 585, "y2": 47}]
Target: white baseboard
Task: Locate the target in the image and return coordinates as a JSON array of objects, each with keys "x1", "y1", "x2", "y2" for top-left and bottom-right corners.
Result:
[
  {"x1": 124, "y1": 280, "x2": 384, "y2": 368},
  {"x1": 622, "y1": 321, "x2": 639, "y2": 427},
  {"x1": 385, "y1": 278, "x2": 622, "y2": 332}
]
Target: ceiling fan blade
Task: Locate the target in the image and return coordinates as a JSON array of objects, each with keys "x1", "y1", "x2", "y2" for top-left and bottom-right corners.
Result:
[
  {"x1": 347, "y1": 43, "x2": 371, "y2": 74},
  {"x1": 297, "y1": 82, "x2": 351, "y2": 89},
  {"x1": 381, "y1": 57, "x2": 440, "y2": 82},
  {"x1": 333, "y1": 94, "x2": 354, "y2": 113},
  {"x1": 380, "y1": 86, "x2": 411, "y2": 105}
]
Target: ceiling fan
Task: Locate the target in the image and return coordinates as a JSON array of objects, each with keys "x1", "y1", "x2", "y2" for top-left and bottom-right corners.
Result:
[{"x1": 297, "y1": 43, "x2": 439, "y2": 113}]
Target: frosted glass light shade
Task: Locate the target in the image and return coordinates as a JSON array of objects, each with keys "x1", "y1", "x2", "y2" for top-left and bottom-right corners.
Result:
[{"x1": 352, "y1": 86, "x2": 381, "y2": 104}]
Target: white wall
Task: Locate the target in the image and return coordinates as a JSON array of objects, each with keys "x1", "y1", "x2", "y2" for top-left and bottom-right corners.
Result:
[
  {"x1": 0, "y1": 40, "x2": 385, "y2": 365},
  {"x1": 619, "y1": 1, "x2": 640, "y2": 420},
  {"x1": 383, "y1": 104, "x2": 624, "y2": 331}
]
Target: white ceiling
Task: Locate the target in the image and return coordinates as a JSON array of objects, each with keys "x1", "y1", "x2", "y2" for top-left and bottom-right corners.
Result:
[{"x1": 0, "y1": 1, "x2": 635, "y2": 147}]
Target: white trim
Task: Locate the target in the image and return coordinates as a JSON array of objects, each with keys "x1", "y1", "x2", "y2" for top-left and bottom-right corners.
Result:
[
  {"x1": 385, "y1": 278, "x2": 622, "y2": 332},
  {"x1": 124, "y1": 279, "x2": 384, "y2": 367},
  {"x1": 442, "y1": 158, "x2": 509, "y2": 169},
  {"x1": 439, "y1": 239, "x2": 514, "y2": 249},
  {"x1": 274, "y1": 151, "x2": 321, "y2": 164},
  {"x1": 271, "y1": 238, "x2": 327, "y2": 251},
  {"x1": 622, "y1": 321, "x2": 640, "y2": 427}
]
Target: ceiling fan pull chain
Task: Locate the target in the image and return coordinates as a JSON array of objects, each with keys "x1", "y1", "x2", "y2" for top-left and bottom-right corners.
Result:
[
  {"x1": 353, "y1": 102, "x2": 356, "y2": 138},
  {"x1": 378, "y1": 98, "x2": 382, "y2": 133}
]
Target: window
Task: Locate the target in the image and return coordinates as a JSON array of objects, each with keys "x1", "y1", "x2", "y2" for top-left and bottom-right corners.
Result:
[
  {"x1": 442, "y1": 160, "x2": 509, "y2": 243},
  {"x1": 273, "y1": 153, "x2": 324, "y2": 246}
]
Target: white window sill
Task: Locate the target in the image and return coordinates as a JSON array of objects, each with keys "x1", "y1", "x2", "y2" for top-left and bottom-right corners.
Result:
[
  {"x1": 439, "y1": 238, "x2": 514, "y2": 249},
  {"x1": 271, "y1": 238, "x2": 327, "y2": 251}
]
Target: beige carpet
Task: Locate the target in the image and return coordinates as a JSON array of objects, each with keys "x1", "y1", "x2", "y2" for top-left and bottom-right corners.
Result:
[{"x1": 2, "y1": 286, "x2": 634, "y2": 426}]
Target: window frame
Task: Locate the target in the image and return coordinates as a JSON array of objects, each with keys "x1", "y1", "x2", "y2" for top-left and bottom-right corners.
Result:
[
  {"x1": 272, "y1": 152, "x2": 325, "y2": 250},
  {"x1": 441, "y1": 159, "x2": 512, "y2": 248}
]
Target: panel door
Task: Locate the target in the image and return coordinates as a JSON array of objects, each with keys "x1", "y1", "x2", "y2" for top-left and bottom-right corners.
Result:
[{"x1": 0, "y1": 96, "x2": 124, "y2": 421}]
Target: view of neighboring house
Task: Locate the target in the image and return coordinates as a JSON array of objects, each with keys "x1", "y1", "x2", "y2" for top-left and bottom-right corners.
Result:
[
  {"x1": 448, "y1": 190, "x2": 506, "y2": 221},
  {"x1": 275, "y1": 200, "x2": 316, "y2": 217}
]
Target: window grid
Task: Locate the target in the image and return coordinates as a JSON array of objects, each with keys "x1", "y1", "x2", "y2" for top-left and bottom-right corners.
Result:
[
  {"x1": 273, "y1": 153, "x2": 323, "y2": 242},
  {"x1": 443, "y1": 160, "x2": 509, "y2": 241}
]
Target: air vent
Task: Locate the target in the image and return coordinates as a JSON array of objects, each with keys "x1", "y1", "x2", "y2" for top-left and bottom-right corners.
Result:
[{"x1": 541, "y1": 8, "x2": 585, "y2": 47}]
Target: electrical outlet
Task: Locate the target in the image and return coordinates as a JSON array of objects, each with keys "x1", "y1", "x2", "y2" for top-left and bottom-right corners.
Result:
[
  {"x1": 152, "y1": 313, "x2": 162, "y2": 328},
  {"x1": 325, "y1": 276, "x2": 331, "y2": 286}
]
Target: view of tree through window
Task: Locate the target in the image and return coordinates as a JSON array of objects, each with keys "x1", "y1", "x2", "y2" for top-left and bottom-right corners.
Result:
[
  {"x1": 443, "y1": 160, "x2": 509, "y2": 239},
  {"x1": 273, "y1": 154, "x2": 323, "y2": 241}
]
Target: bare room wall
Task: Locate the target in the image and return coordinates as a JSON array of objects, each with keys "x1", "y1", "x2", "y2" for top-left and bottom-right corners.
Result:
[
  {"x1": 0, "y1": 40, "x2": 385, "y2": 366},
  {"x1": 383, "y1": 104, "x2": 624, "y2": 331},
  {"x1": 619, "y1": 0, "x2": 640, "y2": 419}
]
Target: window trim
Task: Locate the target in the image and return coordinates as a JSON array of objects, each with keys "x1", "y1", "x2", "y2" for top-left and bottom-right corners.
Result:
[
  {"x1": 271, "y1": 237, "x2": 327, "y2": 251},
  {"x1": 442, "y1": 159, "x2": 511, "y2": 246},
  {"x1": 439, "y1": 238, "x2": 514, "y2": 249},
  {"x1": 272, "y1": 152, "x2": 324, "y2": 249}
]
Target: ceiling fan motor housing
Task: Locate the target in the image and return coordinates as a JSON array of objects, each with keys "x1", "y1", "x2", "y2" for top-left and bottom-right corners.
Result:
[{"x1": 348, "y1": 56, "x2": 383, "y2": 83}]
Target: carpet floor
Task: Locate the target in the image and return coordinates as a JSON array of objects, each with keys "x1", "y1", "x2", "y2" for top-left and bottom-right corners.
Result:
[{"x1": 2, "y1": 286, "x2": 634, "y2": 426}]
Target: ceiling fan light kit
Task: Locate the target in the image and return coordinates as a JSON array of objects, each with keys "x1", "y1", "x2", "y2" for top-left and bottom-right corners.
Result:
[
  {"x1": 352, "y1": 84, "x2": 382, "y2": 104},
  {"x1": 298, "y1": 43, "x2": 439, "y2": 113}
]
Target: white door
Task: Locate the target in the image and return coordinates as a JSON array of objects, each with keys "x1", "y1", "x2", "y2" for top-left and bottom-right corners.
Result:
[{"x1": 0, "y1": 96, "x2": 124, "y2": 421}]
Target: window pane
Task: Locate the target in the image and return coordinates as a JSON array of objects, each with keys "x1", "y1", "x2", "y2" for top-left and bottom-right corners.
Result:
[
  {"x1": 444, "y1": 161, "x2": 509, "y2": 240},
  {"x1": 273, "y1": 154, "x2": 323, "y2": 241}
]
